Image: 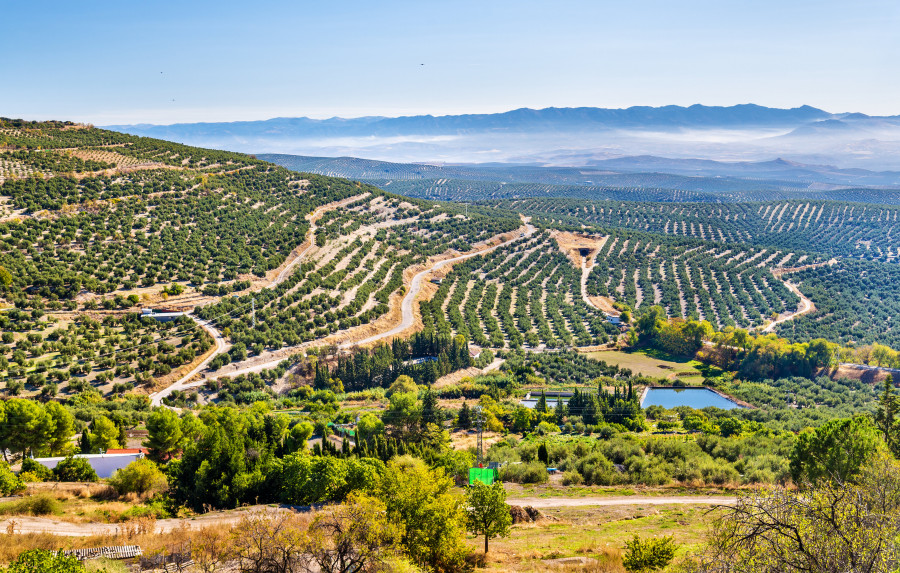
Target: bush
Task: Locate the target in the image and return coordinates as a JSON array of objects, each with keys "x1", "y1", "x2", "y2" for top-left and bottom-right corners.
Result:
[
  {"x1": 20, "y1": 458, "x2": 53, "y2": 482},
  {"x1": 19, "y1": 494, "x2": 61, "y2": 515},
  {"x1": 535, "y1": 421, "x2": 558, "y2": 435},
  {"x1": 0, "y1": 462, "x2": 25, "y2": 495},
  {"x1": 561, "y1": 469, "x2": 583, "y2": 485},
  {"x1": 622, "y1": 534, "x2": 677, "y2": 572},
  {"x1": 3, "y1": 549, "x2": 84, "y2": 572},
  {"x1": 52, "y1": 456, "x2": 98, "y2": 482},
  {"x1": 498, "y1": 462, "x2": 548, "y2": 484},
  {"x1": 109, "y1": 459, "x2": 168, "y2": 496}
]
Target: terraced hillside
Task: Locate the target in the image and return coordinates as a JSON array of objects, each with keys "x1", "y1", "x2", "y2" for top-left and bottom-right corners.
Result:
[
  {"x1": 585, "y1": 233, "x2": 805, "y2": 328},
  {"x1": 497, "y1": 197, "x2": 900, "y2": 262},
  {"x1": 0, "y1": 119, "x2": 520, "y2": 400}
]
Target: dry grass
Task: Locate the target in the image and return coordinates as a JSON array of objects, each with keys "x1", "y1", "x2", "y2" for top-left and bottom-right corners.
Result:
[{"x1": 475, "y1": 504, "x2": 711, "y2": 571}]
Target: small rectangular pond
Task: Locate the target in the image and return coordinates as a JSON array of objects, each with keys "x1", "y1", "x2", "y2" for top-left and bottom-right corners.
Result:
[{"x1": 640, "y1": 387, "x2": 744, "y2": 410}]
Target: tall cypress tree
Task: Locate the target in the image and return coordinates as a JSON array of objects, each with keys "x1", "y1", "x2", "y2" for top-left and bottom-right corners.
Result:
[
  {"x1": 458, "y1": 402, "x2": 472, "y2": 429},
  {"x1": 536, "y1": 390, "x2": 547, "y2": 413}
]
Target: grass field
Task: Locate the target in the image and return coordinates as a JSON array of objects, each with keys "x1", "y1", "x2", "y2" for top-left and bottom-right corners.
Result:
[
  {"x1": 581, "y1": 349, "x2": 704, "y2": 382},
  {"x1": 477, "y1": 503, "x2": 716, "y2": 572}
]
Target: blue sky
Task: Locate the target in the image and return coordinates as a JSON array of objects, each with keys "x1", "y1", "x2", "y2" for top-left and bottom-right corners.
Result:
[{"x1": 2, "y1": 0, "x2": 898, "y2": 124}]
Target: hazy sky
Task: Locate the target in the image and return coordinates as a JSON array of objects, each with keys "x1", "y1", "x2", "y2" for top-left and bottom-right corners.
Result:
[{"x1": 2, "y1": 0, "x2": 898, "y2": 124}]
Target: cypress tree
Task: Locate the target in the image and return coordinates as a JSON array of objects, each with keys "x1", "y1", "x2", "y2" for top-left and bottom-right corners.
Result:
[
  {"x1": 458, "y1": 401, "x2": 472, "y2": 429},
  {"x1": 536, "y1": 390, "x2": 548, "y2": 413}
]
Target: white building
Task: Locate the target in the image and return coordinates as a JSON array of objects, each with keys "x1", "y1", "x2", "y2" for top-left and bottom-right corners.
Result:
[{"x1": 33, "y1": 452, "x2": 143, "y2": 479}]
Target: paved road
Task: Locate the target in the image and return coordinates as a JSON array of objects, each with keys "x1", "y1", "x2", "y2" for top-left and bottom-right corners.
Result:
[{"x1": 0, "y1": 495, "x2": 736, "y2": 536}]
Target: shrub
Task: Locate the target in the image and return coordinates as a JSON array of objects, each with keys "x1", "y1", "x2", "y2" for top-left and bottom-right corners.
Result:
[
  {"x1": 498, "y1": 462, "x2": 548, "y2": 484},
  {"x1": 561, "y1": 469, "x2": 583, "y2": 485},
  {"x1": 535, "y1": 421, "x2": 558, "y2": 435},
  {"x1": 0, "y1": 462, "x2": 25, "y2": 495},
  {"x1": 52, "y1": 456, "x2": 98, "y2": 482},
  {"x1": 23, "y1": 494, "x2": 61, "y2": 515},
  {"x1": 3, "y1": 549, "x2": 84, "y2": 572},
  {"x1": 622, "y1": 534, "x2": 677, "y2": 572},
  {"x1": 20, "y1": 458, "x2": 53, "y2": 481},
  {"x1": 109, "y1": 459, "x2": 168, "y2": 496}
]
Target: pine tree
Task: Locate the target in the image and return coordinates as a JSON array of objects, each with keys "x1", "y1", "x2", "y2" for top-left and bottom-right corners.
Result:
[{"x1": 537, "y1": 442, "x2": 549, "y2": 465}]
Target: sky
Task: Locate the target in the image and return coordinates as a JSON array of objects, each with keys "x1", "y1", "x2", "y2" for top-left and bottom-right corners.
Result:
[{"x1": 1, "y1": 0, "x2": 898, "y2": 125}]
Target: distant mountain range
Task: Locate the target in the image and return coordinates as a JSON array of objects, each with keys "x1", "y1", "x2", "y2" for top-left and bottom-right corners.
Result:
[
  {"x1": 110, "y1": 104, "x2": 885, "y2": 138},
  {"x1": 106, "y1": 104, "x2": 900, "y2": 171}
]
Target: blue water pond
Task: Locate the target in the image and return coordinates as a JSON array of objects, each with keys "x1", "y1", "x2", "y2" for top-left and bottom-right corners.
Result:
[{"x1": 641, "y1": 387, "x2": 743, "y2": 410}]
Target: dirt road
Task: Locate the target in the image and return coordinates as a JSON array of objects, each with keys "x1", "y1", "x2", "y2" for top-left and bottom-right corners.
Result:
[
  {"x1": 346, "y1": 220, "x2": 536, "y2": 348},
  {"x1": 0, "y1": 495, "x2": 735, "y2": 536},
  {"x1": 149, "y1": 316, "x2": 229, "y2": 406},
  {"x1": 761, "y1": 280, "x2": 815, "y2": 333}
]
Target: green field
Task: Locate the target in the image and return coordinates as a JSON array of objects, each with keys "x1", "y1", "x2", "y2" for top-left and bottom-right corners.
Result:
[{"x1": 582, "y1": 349, "x2": 704, "y2": 382}]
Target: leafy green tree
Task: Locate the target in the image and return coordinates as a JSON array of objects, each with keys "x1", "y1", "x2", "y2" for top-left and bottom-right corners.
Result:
[
  {"x1": 466, "y1": 481, "x2": 512, "y2": 554},
  {"x1": 623, "y1": 535, "x2": 677, "y2": 572},
  {"x1": 0, "y1": 265, "x2": 13, "y2": 287},
  {"x1": 144, "y1": 408, "x2": 184, "y2": 461},
  {"x1": 375, "y1": 456, "x2": 467, "y2": 572},
  {"x1": 89, "y1": 415, "x2": 121, "y2": 451},
  {"x1": 356, "y1": 414, "x2": 384, "y2": 445},
  {"x1": 307, "y1": 492, "x2": 400, "y2": 573},
  {"x1": 699, "y1": 452, "x2": 900, "y2": 572},
  {"x1": 109, "y1": 459, "x2": 168, "y2": 495},
  {"x1": 789, "y1": 416, "x2": 883, "y2": 486},
  {"x1": 387, "y1": 374, "x2": 417, "y2": 396}
]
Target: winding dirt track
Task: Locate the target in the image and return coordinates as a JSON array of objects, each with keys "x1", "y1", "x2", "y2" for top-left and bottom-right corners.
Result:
[
  {"x1": 345, "y1": 220, "x2": 536, "y2": 348},
  {"x1": 149, "y1": 316, "x2": 228, "y2": 406},
  {"x1": 0, "y1": 496, "x2": 735, "y2": 536},
  {"x1": 760, "y1": 280, "x2": 815, "y2": 333}
]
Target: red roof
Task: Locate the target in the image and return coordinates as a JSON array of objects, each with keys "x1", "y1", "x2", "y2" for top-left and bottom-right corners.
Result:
[{"x1": 105, "y1": 448, "x2": 149, "y2": 455}]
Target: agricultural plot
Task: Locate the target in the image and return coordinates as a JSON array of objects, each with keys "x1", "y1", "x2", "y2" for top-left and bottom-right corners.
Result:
[
  {"x1": 586, "y1": 231, "x2": 804, "y2": 328},
  {"x1": 776, "y1": 259, "x2": 900, "y2": 347},
  {"x1": 426, "y1": 232, "x2": 619, "y2": 349},
  {"x1": 0, "y1": 310, "x2": 210, "y2": 399},
  {"x1": 498, "y1": 197, "x2": 900, "y2": 263}
]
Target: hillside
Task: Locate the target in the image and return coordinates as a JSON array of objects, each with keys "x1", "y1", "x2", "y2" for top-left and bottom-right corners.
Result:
[{"x1": 2, "y1": 119, "x2": 900, "y2": 572}]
